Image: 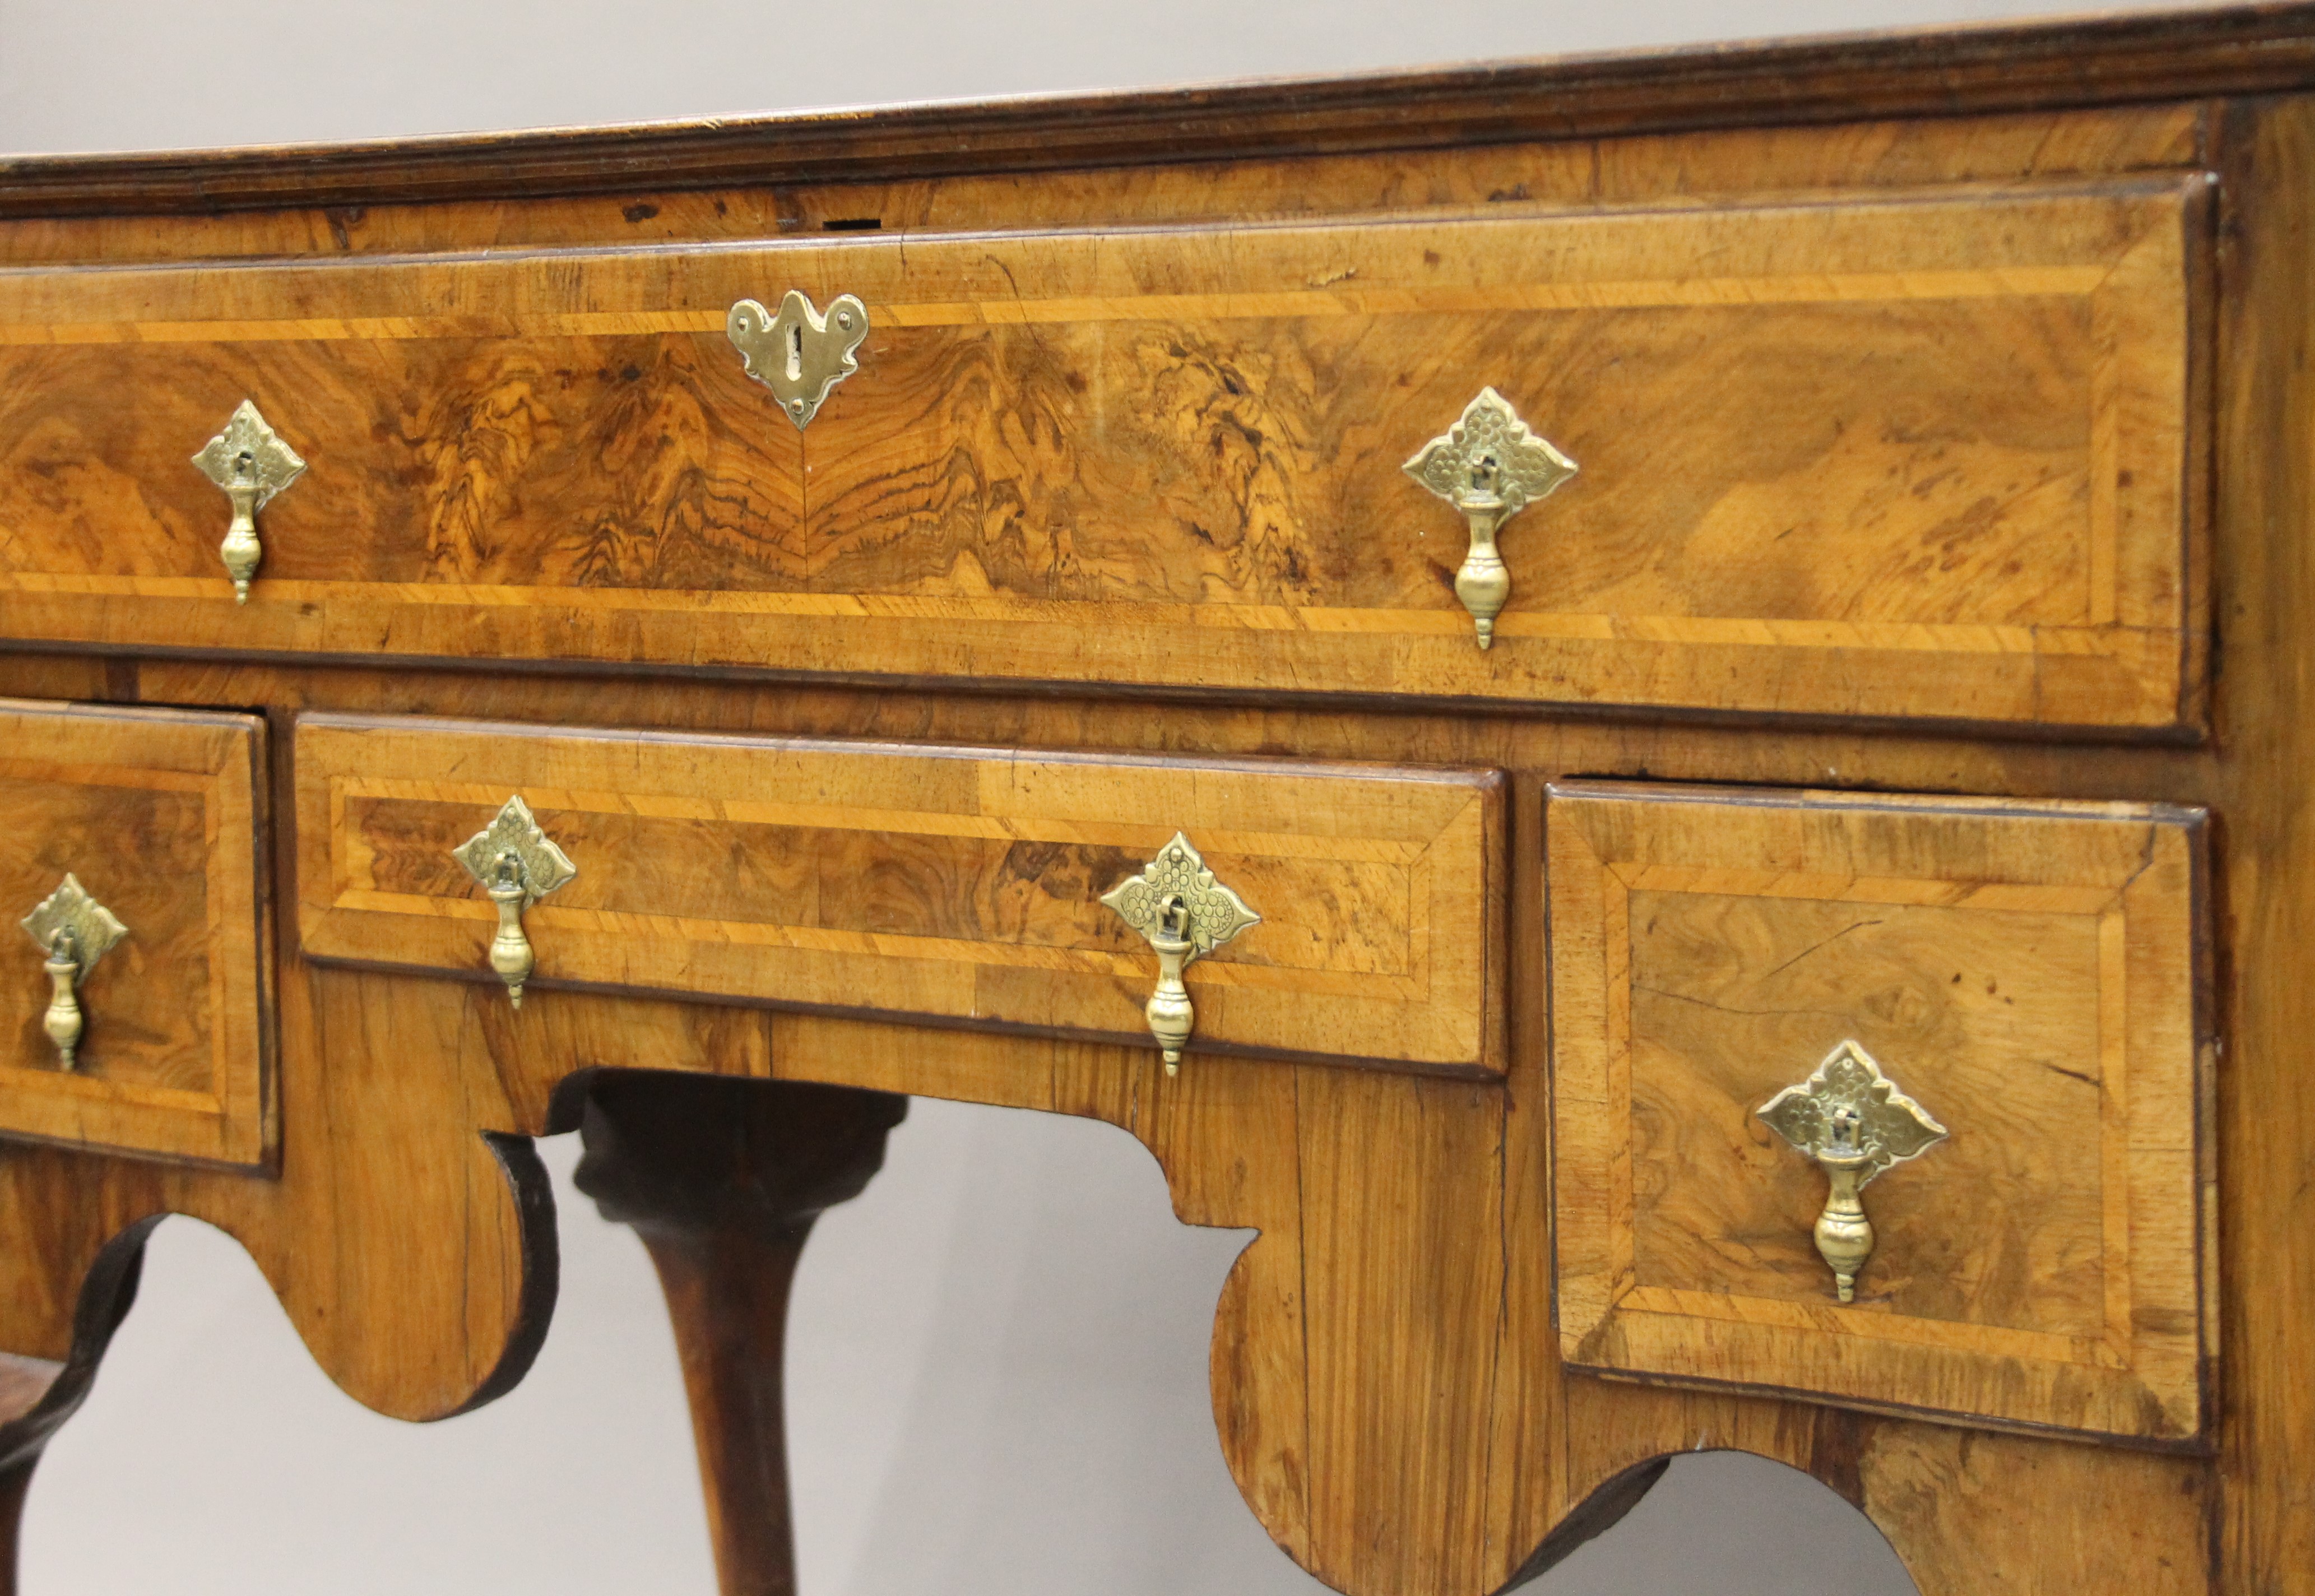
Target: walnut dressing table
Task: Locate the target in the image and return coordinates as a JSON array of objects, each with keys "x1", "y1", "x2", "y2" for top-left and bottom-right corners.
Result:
[{"x1": 0, "y1": 6, "x2": 2305, "y2": 1591}]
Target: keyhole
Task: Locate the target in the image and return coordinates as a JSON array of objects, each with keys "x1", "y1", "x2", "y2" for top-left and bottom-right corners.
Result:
[{"x1": 785, "y1": 321, "x2": 804, "y2": 383}]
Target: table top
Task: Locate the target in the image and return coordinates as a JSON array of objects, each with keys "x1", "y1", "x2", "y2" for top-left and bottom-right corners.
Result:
[{"x1": 0, "y1": 1, "x2": 2302, "y2": 215}]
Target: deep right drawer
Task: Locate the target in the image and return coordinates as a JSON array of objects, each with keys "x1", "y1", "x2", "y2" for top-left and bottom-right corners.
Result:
[{"x1": 1546, "y1": 780, "x2": 2211, "y2": 1445}]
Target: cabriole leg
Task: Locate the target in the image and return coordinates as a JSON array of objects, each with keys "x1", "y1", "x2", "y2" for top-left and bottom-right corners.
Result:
[
  {"x1": 574, "y1": 1073, "x2": 905, "y2": 1596},
  {"x1": 0, "y1": 1222, "x2": 155, "y2": 1596}
]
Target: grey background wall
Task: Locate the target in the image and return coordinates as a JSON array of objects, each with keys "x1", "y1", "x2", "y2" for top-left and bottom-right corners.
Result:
[{"x1": 0, "y1": 2, "x2": 2211, "y2": 1592}]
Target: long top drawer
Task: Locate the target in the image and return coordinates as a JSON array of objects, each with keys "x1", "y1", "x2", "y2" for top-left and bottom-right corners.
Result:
[{"x1": 0, "y1": 177, "x2": 2205, "y2": 729}]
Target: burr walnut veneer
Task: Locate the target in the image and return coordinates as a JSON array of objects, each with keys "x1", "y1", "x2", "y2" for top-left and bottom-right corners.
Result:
[
  {"x1": 0, "y1": 6, "x2": 2309, "y2": 1593},
  {"x1": 1546, "y1": 782, "x2": 2210, "y2": 1445},
  {"x1": 0, "y1": 178, "x2": 2206, "y2": 727}
]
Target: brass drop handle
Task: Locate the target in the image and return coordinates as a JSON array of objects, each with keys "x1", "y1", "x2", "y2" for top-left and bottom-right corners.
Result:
[
  {"x1": 1141, "y1": 897, "x2": 1199, "y2": 1071},
  {"x1": 452, "y1": 796, "x2": 577, "y2": 1009},
  {"x1": 1808, "y1": 1107, "x2": 1877, "y2": 1302},
  {"x1": 484, "y1": 852, "x2": 537, "y2": 1005},
  {"x1": 40, "y1": 930, "x2": 86, "y2": 1069},
  {"x1": 192, "y1": 399, "x2": 306, "y2": 604},
  {"x1": 19, "y1": 874, "x2": 128, "y2": 1072},
  {"x1": 217, "y1": 455, "x2": 263, "y2": 601},
  {"x1": 1758, "y1": 1041, "x2": 1949, "y2": 1302},
  {"x1": 1099, "y1": 833, "x2": 1259, "y2": 1075},
  {"x1": 1404, "y1": 387, "x2": 1578, "y2": 649}
]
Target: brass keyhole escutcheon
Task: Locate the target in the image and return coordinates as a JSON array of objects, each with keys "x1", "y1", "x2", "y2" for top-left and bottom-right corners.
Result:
[{"x1": 727, "y1": 290, "x2": 869, "y2": 430}]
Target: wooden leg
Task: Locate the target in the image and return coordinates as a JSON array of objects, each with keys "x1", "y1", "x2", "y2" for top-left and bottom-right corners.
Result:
[
  {"x1": 0, "y1": 1219, "x2": 155, "y2": 1596},
  {"x1": 574, "y1": 1073, "x2": 906, "y2": 1596},
  {"x1": 0, "y1": 1457, "x2": 30, "y2": 1596}
]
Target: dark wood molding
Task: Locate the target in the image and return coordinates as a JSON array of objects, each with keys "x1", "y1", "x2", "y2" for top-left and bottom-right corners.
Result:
[{"x1": 0, "y1": 2, "x2": 2291, "y2": 220}]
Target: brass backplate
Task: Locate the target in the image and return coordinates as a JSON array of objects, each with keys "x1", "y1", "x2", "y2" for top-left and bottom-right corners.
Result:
[
  {"x1": 1403, "y1": 387, "x2": 1577, "y2": 520},
  {"x1": 452, "y1": 795, "x2": 577, "y2": 906},
  {"x1": 1758, "y1": 1040, "x2": 1948, "y2": 1183},
  {"x1": 20, "y1": 873, "x2": 128, "y2": 977},
  {"x1": 192, "y1": 399, "x2": 307, "y2": 507},
  {"x1": 1099, "y1": 832, "x2": 1260, "y2": 960}
]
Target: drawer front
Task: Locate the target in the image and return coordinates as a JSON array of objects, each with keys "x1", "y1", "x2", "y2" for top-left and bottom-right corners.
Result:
[
  {"x1": 0, "y1": 177, "x2": 2202, "y2": 730},
  {"x1": 1546, "y1": 781, "x2": 2209, "y2": 1443},
  {"x1": 292, "y1": 716, "x2": 1504, "y2": 1075},
  {"x1": 0, "y1": 699, "x2": 271, "y2": 1167}
]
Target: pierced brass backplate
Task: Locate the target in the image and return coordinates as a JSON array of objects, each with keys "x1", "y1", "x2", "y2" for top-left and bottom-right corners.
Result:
[
  {"x1": 727, "y1": 290, "x2": 870, "y2": 430},
  {"x1": 191, "y1": 400, "x2": 307, "y2": 604},
  {"x1": 1099, "y1": 833, "x2": 1259, "y2": 1075},
  {"x1": 452, "y1": 796, "x2": 577, "y2": 1009},
  {"x1": 19, "y1": 874, "x2": 128, "y2": 1071},
  {"x1": 1403, "y1": 387, "x2": 1578, "y2": 649},
  {"x1": 1757, "y1": 1040, "x2": 1949, "y2": 1302}
]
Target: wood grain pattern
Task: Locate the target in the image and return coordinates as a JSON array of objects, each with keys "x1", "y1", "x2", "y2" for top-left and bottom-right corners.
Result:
[
  {"x1": 0, "y1": 651, "x2": 2247, "y2": 1596},
  {"x1": 0, "y1": 699, "x2": 272, "y2": 1167},
  {"x1": 1557, "y1": 1381, "x2": 2216, "y2": 1596},
  {"x1": 2207, "y1": 88, "x2": 2315, "y2": 1595},
  {"x1": 1548, "y1": 781, "x2": 2210, "y2": 1442},
  {"x1": 0, "y1": 975, "x2": 536, "y2": 1423},
  {"x1": 757, "y1": 1015, "x2": 1507, "y2": 1596},
  {"x1": 763, "y1": 1009, "x2": 2211, "y2": 1596},
  {"x1": 0, "y1": 178, "x2": 2205, "y2": 729},
  {"x1": 0, "y1": 335, "x2": 804, "y2": 587},
  {"x1": 292, "y1": 713, "x2": 1504, "y2": 1075},
  {"x1": 802, "y1": 177, "x2": 2202, "y2": 728},
  {"x1": 2, "y1": 33, "x2": 2307, "y2": 1596}
]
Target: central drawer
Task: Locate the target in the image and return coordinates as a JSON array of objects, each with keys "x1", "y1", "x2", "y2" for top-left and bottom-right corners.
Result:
[
  {"x1": 0, "y1": 175, "x2": 2205, "y2": 730},
  {"x1": 291, "y1": 715, "x2": 1504, "y2": 1075}
]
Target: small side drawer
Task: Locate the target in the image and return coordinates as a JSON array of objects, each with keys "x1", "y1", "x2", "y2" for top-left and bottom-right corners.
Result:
[
  {"x1": 291, "y1": 715, "x2": 1504, "y2": 1076},
  {"x1": 1546, "y1": 780, "x2": 2209, "y2": 1444},
  {"x1": 0, "y1": 699, "x2": 272, "y2": 1167}
]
